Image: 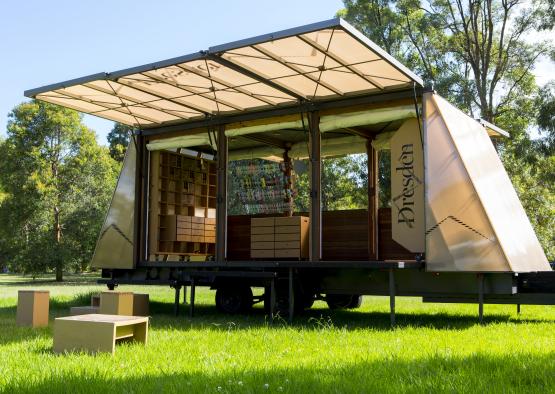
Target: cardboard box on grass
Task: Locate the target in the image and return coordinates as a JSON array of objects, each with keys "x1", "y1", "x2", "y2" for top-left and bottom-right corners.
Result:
[{"x1": 16, "y1": 290, "x2": 49, "y2": 327}]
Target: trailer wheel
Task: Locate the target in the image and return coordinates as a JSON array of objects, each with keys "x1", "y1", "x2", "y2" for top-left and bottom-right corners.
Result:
[
  {"x1": 346, "y1": 295, "x2": 363, "y2": 309},
  {"x1": 263, "y1": 286, "x2": 315, "y2": 315},
  {"x1": 215, "y1": 286, "x2": 253, "y2": 314},
  {"x1": 326, "y1": 294, "x2": 361, "y2": 310}
]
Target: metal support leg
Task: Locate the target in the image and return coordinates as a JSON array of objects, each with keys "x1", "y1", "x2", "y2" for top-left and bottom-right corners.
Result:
[
  {"x1": 517, "y1": 304, "x2": 521, "y2": 314},
  {"x1": 288, "y1": 267, "x2": 294, "y2": 324},
  {"x1": 189, "y1": 279, "x2": 196, "y2": 318},
  {"x1": 478, "y1": 274, "x2": 484, "y2": 324},
  {"x1": 174, "y1": 285, "x2": 181, "y2": 317},
  {"x1": 389, "y1": 268, "x2": 395, "y2": 327},
  {"x1": 183, "y1": 285, "x2": 188, "y2": 305},
  {"x1": 270, "y1": 278, "x2": 276, "y2": 323}
]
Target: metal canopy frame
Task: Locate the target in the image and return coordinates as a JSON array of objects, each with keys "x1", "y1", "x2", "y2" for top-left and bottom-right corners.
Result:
[{"x1": 25, "y1": 18, "x2": 423, "y2": 129}]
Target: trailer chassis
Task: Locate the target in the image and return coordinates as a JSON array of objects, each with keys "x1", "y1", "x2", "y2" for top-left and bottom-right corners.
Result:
[{"x1": 99, "y1": 261, "x2": 555, "y2": 326}]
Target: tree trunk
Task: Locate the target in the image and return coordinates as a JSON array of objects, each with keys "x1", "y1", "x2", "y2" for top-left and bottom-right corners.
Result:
[{"x1": 54, "y1": 206, "x2": 63, "y2": 282}]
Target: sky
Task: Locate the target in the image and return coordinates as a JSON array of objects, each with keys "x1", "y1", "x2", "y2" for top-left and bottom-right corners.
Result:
[
  {"x1": 0, "y1": 0, "x2": 344, "y2": 145},
  {"x1": 0, "y1": 1, "x2": 552, "y2": 146}
]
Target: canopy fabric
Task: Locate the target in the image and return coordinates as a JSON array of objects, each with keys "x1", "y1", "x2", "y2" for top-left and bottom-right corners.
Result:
[
  {"x1": 25, "y1": 18, "x2": 422, "y2": 129},
  {"x1": 146, "y1": 104, "x2": 416, "y2": 151},
  {"x1": 146, "y1": 134, "x2": 213, "y2": 151},
  {"x1": 319, "y1": 106, "x2": 415, "y2": 132},
  {"x1": 228, "y1": 135, "x2": 367, "y2": 161}
]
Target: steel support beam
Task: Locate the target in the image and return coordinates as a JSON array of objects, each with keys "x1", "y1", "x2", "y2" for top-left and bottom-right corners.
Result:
[
  {"x1": 173, "y1": 285, "x2": 181, "y2": 316},
  {"x1": 288, "y1": 267, "x2": 294, "y2": 323},
  {"x1": 190, "y1": 278, "x2": 196, "y2": 318},
  {"x1": 270, "y1": 278, "x2": 276, "y2": 322},
  {"x1": 367, "y1": 139, "x2": 378, "y2": 260},
  {"x1": 133, "y1": 134, "x2": 143, "y2": 267},
  {"x1": 216, "y1": 125, "x2": 228, "y2": 263},
  {"x1": 478, "y1": 274, "x2": 484, "y2": 324},
  {"x1": 140, "y1": 135, "x2": 150, "y2": 263},
  {"x1": 389, "y1": 268, "x2": 396, "y2": 327},
  {"x1": 308, "y1": 111, "x2": 321, "y2": 261}
]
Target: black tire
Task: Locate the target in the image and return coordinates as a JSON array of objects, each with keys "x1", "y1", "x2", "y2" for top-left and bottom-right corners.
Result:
[
  {"x1": 263, "y1": 286, "x2": 315, "y2": 315},
  {"x1": 300, "y1": 294, "x2": 315, "y2": 310},
  {"x1": 346, "y1": 295, "x2": 363, "y2": 309},
  {"x1": 326, "y1": 294, "x2": 360, "y2": 310},
  {"x1": 215, "y1": 286, "x2": 253, "y2": 314}
]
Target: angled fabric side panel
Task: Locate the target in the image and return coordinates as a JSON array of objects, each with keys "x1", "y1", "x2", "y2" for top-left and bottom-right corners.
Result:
[
  {"x1": 432, "y1": 95, "x2": 549, "y2": 272},
  {"x1": 424, "y1": 94, "x2": 508, "y2": 271},
  {"x1": 91, "y1": 142, "x2": 136, "y2": 269}
]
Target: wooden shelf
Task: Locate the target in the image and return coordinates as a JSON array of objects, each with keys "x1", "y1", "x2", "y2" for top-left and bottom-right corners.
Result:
[{"x1": 149, "y1": 150, "x2": 217, "y2": 257}]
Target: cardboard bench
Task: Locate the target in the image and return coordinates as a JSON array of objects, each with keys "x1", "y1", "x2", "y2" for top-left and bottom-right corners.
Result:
[{"x1": 53, "y1": 314, "x2": 148, "y2": 354}]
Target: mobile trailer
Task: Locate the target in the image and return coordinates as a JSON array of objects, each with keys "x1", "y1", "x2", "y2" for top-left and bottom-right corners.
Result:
[{"x1": 25, "y1": 18, "x2": 555, "y2": 323}]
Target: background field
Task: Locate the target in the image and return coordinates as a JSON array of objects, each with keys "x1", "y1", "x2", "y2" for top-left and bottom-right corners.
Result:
[{"x1": 1, "y1": 273, "x2": 554, "y2": 393}]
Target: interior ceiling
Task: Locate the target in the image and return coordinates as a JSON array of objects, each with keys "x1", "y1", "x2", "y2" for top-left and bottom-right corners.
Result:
[{"x1": 25, "y1": 18, "x2": 423, "y2": 129}]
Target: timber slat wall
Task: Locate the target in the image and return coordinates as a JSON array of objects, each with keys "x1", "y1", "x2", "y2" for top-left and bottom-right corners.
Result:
[
  {"x1": 227, "y1": 208, "x2": 412, "y2": 261},
  {"x1": 321, "y1": 210, "x2": 368, "y2": 260},
  {"x1": 378, "y1": 208, "x2": 415, "y2": 261}
]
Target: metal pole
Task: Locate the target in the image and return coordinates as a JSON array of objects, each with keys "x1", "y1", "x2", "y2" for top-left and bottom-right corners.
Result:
[
  {"x1": 389, "y1": 268, "x2": 395, "y2": 327},
  {"x1": 270, "y1": 278, "x2": 276, "y2": 322},
  {"x1": 183, "y1": 285, "x2": 188, "y2": 305},
  {"x1": 282, "y1": 149, "x2": 293, "y2": 217},
  {"x1": 173, "y1": 285, "x2": 181, "y2": 317},
  {"x1": 216, "y1": 125, "x2": 228, "y2": 263},
  {"x1": 140, "y1": 135, "x2": 150, "y2": 262},
  {"x1": 190, "y1": 278, "x2": 196, "y2": 318},
  {"x1": 367, "y1": 139, "x2": 378, "y2": 260},
  {"x1": 478, "y1": 274, "x2": 484, "y2": 324},
  {"x1": 517, "y1": 304, "x2": 521, "y2": 314},
  {"x1": 133, "y1": 134, "x2": 143, "y2": 266},
  {"x1": 288, "y1": 267, "x2": 294, "y2": 323},
  {"x1": 308, "y1": 111, "x2": 321, "y2": 261}
]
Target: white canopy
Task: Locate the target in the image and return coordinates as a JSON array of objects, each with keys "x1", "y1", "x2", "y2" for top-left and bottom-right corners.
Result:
[{"x1": 25, "y1": 18, "x2": 422, "y2": 128}]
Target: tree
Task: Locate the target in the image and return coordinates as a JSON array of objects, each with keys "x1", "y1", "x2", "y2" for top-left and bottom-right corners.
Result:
[
  {"x1": 339, "y1": 0, "x2": 555, "y2": 258},
  {"x1": 340, "y1": 0, "x2": 553, "y2": 119},
  {"x1": 292, "y1": 155, "x2": 370, "y2": 212},
  {"x1": 107, "y1": 123, "x2": 133, "y2": 162},
  {"x1": 0, "y1": 101, "x2": 118, "y2": 280},
  {"x1": 536, "y1": 82, "x2": 555, "y2": 155}
]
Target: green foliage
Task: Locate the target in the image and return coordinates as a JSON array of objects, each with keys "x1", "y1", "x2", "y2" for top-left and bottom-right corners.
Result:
[
  {"x1": 340, "y1": 0, "x2": 555, "y2": 258},
  {"x1": 537, "y1": 82, "x2": 555, "y2": 155},
  {"x1": 0, "y1": 101, "x2": 118, "y2": 279},
  {"x1": 1, "y1": 275, "x2": 555, "y2": 393},
  {"x1": 107, "y1": 123, "x2": 132, "y2": 162},
  {"x1": 293, "y1": 155, "x2": 369, "y2": 213}
]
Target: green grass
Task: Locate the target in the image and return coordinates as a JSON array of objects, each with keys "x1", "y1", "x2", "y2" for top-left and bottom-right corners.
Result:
[{"x1": 1, "y1": 273, "x2": 554, "y2": 393}]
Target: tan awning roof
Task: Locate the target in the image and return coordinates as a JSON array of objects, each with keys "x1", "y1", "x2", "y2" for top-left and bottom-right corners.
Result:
[{"x1": 24, "y1": 18, "x2": 423, "y2": 129}]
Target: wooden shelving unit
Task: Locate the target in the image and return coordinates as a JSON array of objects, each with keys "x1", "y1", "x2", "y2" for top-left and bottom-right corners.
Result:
[{"x1": 149, "y1": 150, "x2": 217, "y2": 259}]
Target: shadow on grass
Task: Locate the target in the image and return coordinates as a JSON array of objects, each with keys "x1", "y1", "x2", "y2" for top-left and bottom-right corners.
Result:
[
  {"x1": 1, "y1": 292, "x2": 553, "y2": 347},
  {"x1": 3, "y1": 352, "x2": 554, "y2": 393},
  {"x1": 0, "y1": 291, "x2": 99, "y2": 345},
  {"x1": 0, "y1": 273, "x2": 100, "y2": 287},
  {"x1": 148, "y1": 300, "x2": 550, "y2": 332}
]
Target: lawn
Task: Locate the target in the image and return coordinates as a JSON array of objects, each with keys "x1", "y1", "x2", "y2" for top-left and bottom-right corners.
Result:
[{"x1": 0, "y1": 273, "x2": 554, "y2": 393}]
